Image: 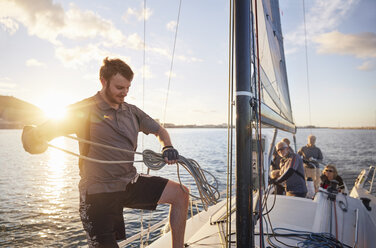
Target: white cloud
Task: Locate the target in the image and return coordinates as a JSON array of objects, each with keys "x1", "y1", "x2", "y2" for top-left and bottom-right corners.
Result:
[
  {"x1": 0, "y1": 78, "x2": 17, "y2": 94},
  {"x1": 357, "y1": 60, "x2": 376, "y2": 71},
  {"x1": 61, "y1": 4, "x2": 126, "y2": 46},
  {"x1": 285, "y1": 0, "x2": 359, "y2": 46},
  {"x1": 166, "y1": 21, "x2": 177, "y2": 32},
  {"x1": 314, "y1": 31, "x2": 376, "y2": 59},
  {"x1": 122, "y1": 6, "x2": 152, "y2": 22},
  {"x1": 0, "y1": 17, "x2": 19, "y2": 34},
  {"x1": 55, "y1": 44, "x2": 109, "y2": 68},
  {"x1": 176, "y1": 55, "x2": 203, "y2": 63},
  {"x1": 26, "y1": 58, "x2": 46, "y2": 67},
  {"x1": 0, "y1": 0, "x2": 127, "y2": 66},
  {"x1": 1, "y1": 0, "x2": 199, "y2": 68},
  {"x1": 125, "y1": 33, "x2": 144, "y2": 50},
  {"x1": 165, "y1": 71, "x2": 177, "y2": 78},
  {"x1": 0, "y1": 82, "x2": 16, "y2": 88},
  {"x1": 138, "y1": 65, "x2": 154, "y2": 79},
  {"x1": 0, "y1": 0, "x2": 65, "y2": 44}
]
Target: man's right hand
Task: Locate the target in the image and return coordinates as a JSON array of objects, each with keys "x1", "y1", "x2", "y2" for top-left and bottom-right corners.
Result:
[
  {"x1": 22, "y1": 125, "x2": 48, "y2": 154},
  {"x1": 162, "y1": 146, "x2": 179, "y2": 164}
]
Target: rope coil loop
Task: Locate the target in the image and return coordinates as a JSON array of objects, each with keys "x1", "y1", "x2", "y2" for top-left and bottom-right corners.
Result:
[{"x1": 142, "y1": 149, "x2": 166, "y2": 170}]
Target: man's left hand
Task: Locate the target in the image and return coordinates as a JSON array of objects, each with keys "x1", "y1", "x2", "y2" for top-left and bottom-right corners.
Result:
[
  {"x1": 269, "y1": 178, "x2": 279, "y2": 185},
  {"x1": 162, "y1": 146, "x2": 179, "y2": 164}
]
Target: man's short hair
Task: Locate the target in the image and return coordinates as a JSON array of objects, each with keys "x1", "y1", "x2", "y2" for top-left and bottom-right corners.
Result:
[
  {"x1": 100, "y1": 57, "x2": 134, "y2": 82},
  {"x1": 281, "y1": 138, "x2": 290, "y2": 146},
  {"x1": 308, "y1": 135, "x2": 316, "y2": 144},
  {"x1": 276, "y1": 141, "x2": 288, "y2": 150}
]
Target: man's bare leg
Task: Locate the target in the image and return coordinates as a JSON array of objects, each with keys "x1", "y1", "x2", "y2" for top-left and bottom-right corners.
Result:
[{"x1": 158, "y1": 180, "x2": 189, "y2": 248}]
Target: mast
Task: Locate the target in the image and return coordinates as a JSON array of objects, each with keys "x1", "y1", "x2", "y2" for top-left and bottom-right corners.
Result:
[{"x1": 235, "y1": 0, "x2": 254, "y2": 247}]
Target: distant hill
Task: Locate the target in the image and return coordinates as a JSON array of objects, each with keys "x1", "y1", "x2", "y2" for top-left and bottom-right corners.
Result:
[{"x1": 0, "y1": 95, "x2": 44, "y2": 128}]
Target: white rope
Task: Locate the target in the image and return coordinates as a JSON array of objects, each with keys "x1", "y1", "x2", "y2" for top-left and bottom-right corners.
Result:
[{"x1": 48, "y1": 135, "x2": 220, "y2": 210}]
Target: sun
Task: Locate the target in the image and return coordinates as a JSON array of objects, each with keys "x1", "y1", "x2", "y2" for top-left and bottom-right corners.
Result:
[
  {"x1": 41, "y1": 103, "x2": 67, "y2": 120},
  {"x1": 36, "y1": 95, "x2": 71, "y2": 120}
]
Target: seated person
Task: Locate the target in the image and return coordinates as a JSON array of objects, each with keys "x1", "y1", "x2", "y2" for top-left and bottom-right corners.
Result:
[{"x1": 320, "y1": 164, "x2": 345, "y2": 192}]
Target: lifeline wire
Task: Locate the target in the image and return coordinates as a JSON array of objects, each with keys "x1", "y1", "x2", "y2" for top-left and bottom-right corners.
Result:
[{"x1": 48, "y1": 135, "x2": 220, "y2": 210}]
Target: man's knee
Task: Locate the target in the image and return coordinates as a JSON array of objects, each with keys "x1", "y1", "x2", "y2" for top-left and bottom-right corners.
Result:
[{"x1": 159, "y1": 181, "x2": 189, "y2": 205}]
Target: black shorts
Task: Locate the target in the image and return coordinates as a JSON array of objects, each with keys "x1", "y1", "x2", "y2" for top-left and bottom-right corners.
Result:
[{"x1": 79, "y1": 175, "x2": 169, "y2": 247}]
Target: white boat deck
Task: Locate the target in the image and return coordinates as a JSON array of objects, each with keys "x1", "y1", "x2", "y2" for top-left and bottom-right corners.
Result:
[{"x1": 146, "y1": 190, "x2": 376, "y2": 248}]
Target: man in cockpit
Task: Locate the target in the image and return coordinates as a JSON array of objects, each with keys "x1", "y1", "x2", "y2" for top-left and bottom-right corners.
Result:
[
  {"x1": 270, "y1": 141, "x2": 307, "y2": 198},
  {"x1": 298, "y1": 135, "x2": 323, "y2": 191}
]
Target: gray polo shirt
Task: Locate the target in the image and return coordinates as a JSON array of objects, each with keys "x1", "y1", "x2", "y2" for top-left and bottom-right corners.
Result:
[
  {"x1": 73, "y1": 93, "x2": 161, "y2": 194},
  {"x1": 298, "y1": 145, "x2": 323, "y2": 162}
]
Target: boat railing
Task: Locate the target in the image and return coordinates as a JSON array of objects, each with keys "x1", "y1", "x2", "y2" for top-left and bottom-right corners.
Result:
[
  {"x1": 354, "y1": 166, "x2": 376, "y2": 194},
  {"x1": 368, "y1": 166, "x2": 376, "y2": 193}
]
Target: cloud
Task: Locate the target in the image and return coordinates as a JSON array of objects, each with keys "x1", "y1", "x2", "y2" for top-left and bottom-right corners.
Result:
[
  {"x1": 55, "y1": 45, "x2": 133, "y2": 69},
  {"x1": 61, "y1": 4, "x2": 126, "y2": 46},
  {"x1": 284, "y1": 0, "x2": 359, "y2": 46},
  {"x1": 0, "y1": 17, "x2": 19, "y2": 34},
  {"x1": 165, "y1": 71, "x2": 177, "y2": 78},
  {"x1": 0, "y1": 0, "x2": 127, "y2": 65},
  {"x1": 166, "y1": 21, "x2": 177, "y2": 32},
  {"x1": 176, "y1": 55, "x2": 203, "y2": 63},
  {"x1": 314, "y1": 31, "x2": 376, "y2": 59},
  {"x1": 55, "y1": 44, "x2": 109, "y2": 68},
  {"x1": 0, "y1": 0, "x2": 65, "y2": 44},
  {"x1": 357, "y1": 60, "x2": 376, "y2": 71},
  {"x1": 125, "y1": 33, "x2": 144, "y2": 50},
  {"x1": 0, "y1": 78, "x2": 17, "y2": 94},
  {"x1": 139, "y1": 65, "x2": 154, "y2": 79},
  {"x1": 26, "y1": 58, "x2": 46, "y2": 67},
  {"x1": 122, "y1": 6, "x2": 152, "y2": 22},
  {"x1": 1, "y1": 0, "x2": 200, "y2": 68}
]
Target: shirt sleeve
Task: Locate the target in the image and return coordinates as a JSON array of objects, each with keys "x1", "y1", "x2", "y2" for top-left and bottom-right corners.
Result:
[
  {"x1": 317, "y1": 148, "x2": 323, "y2": 161},
  {"x1": 132, "y1": 105, "x2": 160, "y2": 135},
  {"x1": 276, "y1": 154, "x2": 300, "y2": 183}
]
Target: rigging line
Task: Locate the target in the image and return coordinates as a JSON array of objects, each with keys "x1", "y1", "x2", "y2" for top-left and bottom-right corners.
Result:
[
  {"x1": 64, "y1": 135, "x2": 141, "y2": 155},
  {"x1": 142, "y1": 0, "x2": 146, "y2": 113},
  {"x1": 162, "y1": 0, "x2": 182, "y2": 127},
  {"x1": 142, "y1": 0, "x2": 147, "y2": 175},
  {"x1": 303, "y1": 0, "x2": 313, "y2": 130},
  {"x1": 141, "y1": 1, "x2": 147, "y2": 246},
  {"x1": 254, "y1": 0, "x2": 265, "y2": 247},
  {"x1": 226, "y1": 0, "x2": 235, "y2": 246}
]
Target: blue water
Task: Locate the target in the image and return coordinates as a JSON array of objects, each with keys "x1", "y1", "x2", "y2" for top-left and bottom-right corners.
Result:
[{"x1": 0, "y1": 128, "x2": 375, "y2": 247}]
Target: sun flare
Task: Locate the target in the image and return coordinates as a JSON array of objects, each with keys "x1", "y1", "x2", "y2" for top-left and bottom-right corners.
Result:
[
  {"x1": 43, "y1": 106, "x2": 66, "y2": 119},
  {"x1": 41, "y1": 103, "x2": 67, "y2": 120}
]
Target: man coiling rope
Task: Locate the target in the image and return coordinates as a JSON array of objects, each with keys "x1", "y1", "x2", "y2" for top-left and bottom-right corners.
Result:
[
  {"x1": 47, "y1": 135, "x2": 219, "y2": 210},
  {"x1": 21, "y1": 58, "x2": 215, "y2": 248}
]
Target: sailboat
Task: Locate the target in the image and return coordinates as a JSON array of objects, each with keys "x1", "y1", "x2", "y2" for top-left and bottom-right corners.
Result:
[{"x1": 119, "y1": 0, "x2": 376, "y2": 247}]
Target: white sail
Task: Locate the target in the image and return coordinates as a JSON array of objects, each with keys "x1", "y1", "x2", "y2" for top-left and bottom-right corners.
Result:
[{"x1": 256, "y1": 0, "x2": 295, "y2": 133}]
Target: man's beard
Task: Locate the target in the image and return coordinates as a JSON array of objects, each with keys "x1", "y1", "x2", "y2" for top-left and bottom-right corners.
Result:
[{"x1": 105, "y1": 87, "x2": 123, "y2": 105}]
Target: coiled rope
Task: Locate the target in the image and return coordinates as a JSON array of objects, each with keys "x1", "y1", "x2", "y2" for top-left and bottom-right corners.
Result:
[{"x1": 48, "y1": 135, "x2": 220, "y2": 210}]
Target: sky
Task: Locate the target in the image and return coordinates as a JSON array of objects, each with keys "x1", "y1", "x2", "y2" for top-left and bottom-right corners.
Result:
[{"x1": 0, "y1": 0, "x2": 375, "y2": 127}]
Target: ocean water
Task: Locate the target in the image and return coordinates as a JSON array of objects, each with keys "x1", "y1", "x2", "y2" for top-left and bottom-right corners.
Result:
[{"x1": 0, "y1": 128, "x2": 375, "y2": 247}]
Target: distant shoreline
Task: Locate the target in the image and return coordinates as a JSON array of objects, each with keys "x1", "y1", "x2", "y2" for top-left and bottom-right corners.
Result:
[{"x1": 1, "y1": 123, "x2": 375, "y2": 130}]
